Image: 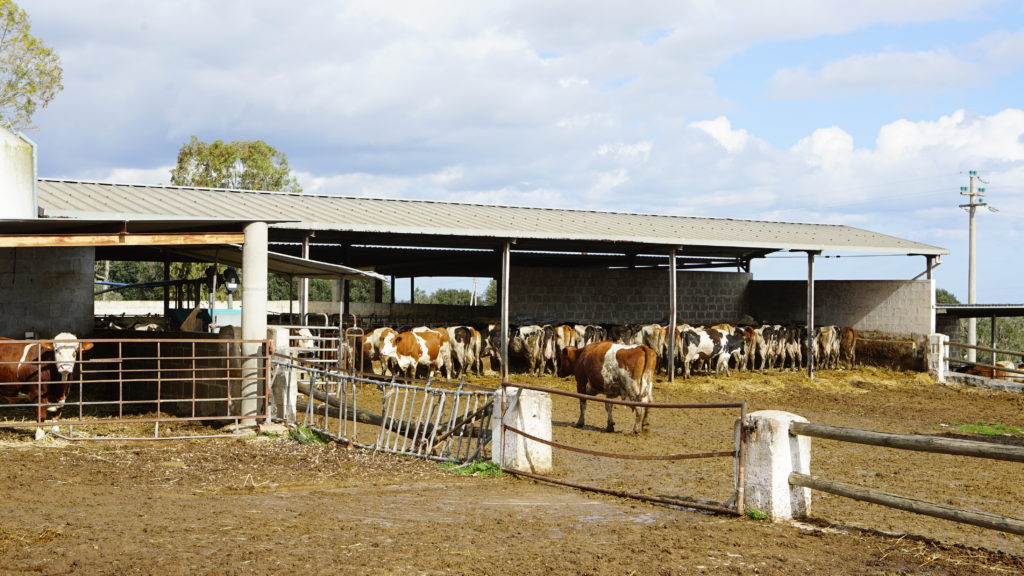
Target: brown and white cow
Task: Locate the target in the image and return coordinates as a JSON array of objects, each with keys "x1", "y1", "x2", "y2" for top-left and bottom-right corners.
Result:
[
  {"x1": 557, "y1": 341, "x2": 656, "y2": 435},
  {"x1": 381, "y1": 329, "x2": 448, "y2": 379},
  {"x1": 0, "y1": 333, "x2": 93, "y2": 438}
]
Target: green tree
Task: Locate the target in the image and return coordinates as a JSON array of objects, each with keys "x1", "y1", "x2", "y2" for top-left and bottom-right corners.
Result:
[
  {"x1": 0, "y1": 0, "x2": 63, "y2": 131},
  {"x1": 936, "y1": 288, "x2": 960, "y2": 305},
  {"x1": 482, "y1": 279, "x2": 497, "y2": 306},
  {"x1": 169, "y1": 136, "x2": 302, "y2": 193}
]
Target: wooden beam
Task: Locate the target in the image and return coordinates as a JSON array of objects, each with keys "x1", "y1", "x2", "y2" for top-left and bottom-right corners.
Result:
[
  {"x1": 790, "y1": 421, "x2": 1024, "y2": 463},
  {"x1": 0, "y1": 232, "x2": 245, "y2": 248},
  {"x1": 790, "y1": 472, "x2": 1024, "y2": 536}
]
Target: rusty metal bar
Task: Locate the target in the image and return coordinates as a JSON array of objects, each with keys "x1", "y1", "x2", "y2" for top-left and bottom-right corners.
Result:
[
  {"x1": 504, "y1": 424, "x2": 734, "y2": 461},
  {"x1": 506, "y1": 468, "x2": 739, "y2": 516},
  {"x1": 507, "y1": 382, "x2": 746, "y2": 410}
]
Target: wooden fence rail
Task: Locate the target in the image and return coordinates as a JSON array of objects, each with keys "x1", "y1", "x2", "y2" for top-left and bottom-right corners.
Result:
[
  {"x1": 788, "y1": 421, "x2": 1024, "y2": 536},
  {"x1": 789, "y1": 473, "x2": 1024, "y2": 536},
  {"x1": 789, "y1": 421, "x2": 1024, "y2": 463}
]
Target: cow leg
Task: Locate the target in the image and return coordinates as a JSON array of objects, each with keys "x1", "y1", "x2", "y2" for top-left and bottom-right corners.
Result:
[
  {"x1": 604, "y1": 402, "x2": 615, "y2": 433},
  {"x1": 632, "y1": 406, "x2": 649, "y2": 435},
  {"x1": 576, "y1": 398, "x2": 586, "y2": 428}
]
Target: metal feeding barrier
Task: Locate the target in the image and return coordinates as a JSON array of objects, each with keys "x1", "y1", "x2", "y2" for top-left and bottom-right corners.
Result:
[
  {"x1": 0, "y1": 337, "x2": 271, "y2": 440},
  {"x1": 277, "y1": 353, "x2": 495, "y2": 463},
  {"x1": 498, "y1": 382, "x2": 748, "y2": 515}
]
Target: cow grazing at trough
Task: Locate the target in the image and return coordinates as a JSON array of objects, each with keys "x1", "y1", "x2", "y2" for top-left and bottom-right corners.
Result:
[
  {"x1": 679, "y1": 327, "x2": 746, "y2": 377},
  {"x1": 510, "y1": 325, "x2": 557, "y2": 375},
  {"x1": 815, "y1": 326, "x2": 841, "y2": 370},
  {"x1": 839, "y1": 326, "x2": 858, "y2": 369},
  {"x1": 558, "y1": 341, "x2": 656, "y2": 434},
  {"x1": 0, "y1": 333, "x2": 93, "y2": 436},
  {"x1": 447, "y1": 326, "x2": 483, "y2": 378}
]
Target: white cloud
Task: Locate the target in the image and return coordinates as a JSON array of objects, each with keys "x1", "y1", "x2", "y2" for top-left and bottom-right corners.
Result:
[
  {"x1": 690, "y1": 117, "x2": 750, "y2": 153},
  {"x1": 771, "y1": 26, "x2": 1024, "y2": 100},
  {"x1": 596, "y1": 141, "x2": 652, "y2": 163}
]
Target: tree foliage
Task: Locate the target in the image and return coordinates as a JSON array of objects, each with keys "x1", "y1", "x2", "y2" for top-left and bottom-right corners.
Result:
[
  {"x1": 935, "y1": 288, "x2": 960, "y2": 305},
  {"x1": 169, "y1": 136, "x2": 302, "y2": 193},
  {"x1": 0, "y1": 0, "x2": 63, "y2": 131}
]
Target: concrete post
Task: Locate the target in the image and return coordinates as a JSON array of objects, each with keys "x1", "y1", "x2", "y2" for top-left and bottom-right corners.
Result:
[
  {"x1": 241, "y1": 222, "x2": 269, "y2": 426},
  {"x1": 267, "y1": 327, "x2": 297, "y2": 422},
  {"x1": 739, "y1": 410, "x2": 811, "y2": 521},
  {"x1": 492, "y1": 386, "x2": 552, "y2": 474},
  {"x1": 928, "y1": 333, "x2": 949, "y2": 383}
]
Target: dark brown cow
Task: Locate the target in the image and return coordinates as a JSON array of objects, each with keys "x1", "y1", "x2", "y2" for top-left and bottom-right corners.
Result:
[
  {"x1": 0, "y1": 333, "x2": 92, "y2": 436},
  {"x1": 839, "y1": 326, "x2": 858, "y2": 369},
  {"x1": 557, "y1": 341, "x2": 656, "y2": 434}
]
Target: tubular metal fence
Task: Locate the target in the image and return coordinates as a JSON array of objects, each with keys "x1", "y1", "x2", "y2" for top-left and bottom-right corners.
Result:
[
  {"x1": 276, "y1": 354, "x2": 494, "y2": 462},
  {"x1": 0, "y1": 337, "x2": 271, "y2": 439}
]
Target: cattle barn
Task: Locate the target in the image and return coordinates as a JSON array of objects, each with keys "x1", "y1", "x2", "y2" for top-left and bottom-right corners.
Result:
[{"x1": 1, "y1": 126, "x2": 948, "y2": 419}]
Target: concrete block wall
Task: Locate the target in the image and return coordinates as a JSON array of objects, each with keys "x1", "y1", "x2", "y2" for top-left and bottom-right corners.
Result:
[
  {"x1": 508, "y1": 267, "x2": 753, "y2": 325},
  {"x1": 0, "y1": 247, "x2": 95, "y2": 338},
  {"x1": 747, "y1": 280, "x2": 934, "y2": 336}
]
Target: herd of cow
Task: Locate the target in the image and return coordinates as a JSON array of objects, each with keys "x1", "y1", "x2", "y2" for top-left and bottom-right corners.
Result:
[
  {"x1": 354, "y1": 322, "x2": 859, "y2": 382},
  {"x1": 343, "y1": 322, "x2": 858, "y2": 435}
]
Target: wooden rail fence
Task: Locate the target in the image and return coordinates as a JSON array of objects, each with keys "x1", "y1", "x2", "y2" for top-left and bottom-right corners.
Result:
[{"x1": 788, "y1": 421, "x2": 1024, "y2": 536}]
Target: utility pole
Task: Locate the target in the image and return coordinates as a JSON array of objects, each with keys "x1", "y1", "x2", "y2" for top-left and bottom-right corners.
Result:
[{"x1": 959, "y1": 171, "x2": 988, "y2": 364}]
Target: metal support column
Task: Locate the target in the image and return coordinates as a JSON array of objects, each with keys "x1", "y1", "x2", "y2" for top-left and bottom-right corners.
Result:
[
  {"x1": 667, "y1": 248, "x2": 678, "y2": 383},
  {"x1": 500, "y1": 240, "x2": 512, "y2": 381},
  {"x1": 299, "y1": 234, "x2": 310, "y2": 323},
  {"x1": 806, "y1": 251, "x2": 819, "y2": 379}
]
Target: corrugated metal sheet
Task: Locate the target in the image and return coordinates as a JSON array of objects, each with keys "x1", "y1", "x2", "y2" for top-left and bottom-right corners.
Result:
[{"x1": 37, "y1": 179, "x2": 948, "y2": 256}]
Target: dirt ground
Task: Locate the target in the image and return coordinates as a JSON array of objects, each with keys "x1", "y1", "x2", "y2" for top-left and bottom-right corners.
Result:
[{"x1": 2, "y1": 367, "x2": 1024, "y2": 575}]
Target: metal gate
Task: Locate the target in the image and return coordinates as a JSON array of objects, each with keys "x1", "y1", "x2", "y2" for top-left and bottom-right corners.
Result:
[
  {"x1": 498, "y1": 382, "x2": 748, "y2": 515},
  {"x1": 275, "y1": 353, "x2": 495, "y2": 462},
  {"x1": 0, "y1": 336, "x2": 271, "y2": 439}
]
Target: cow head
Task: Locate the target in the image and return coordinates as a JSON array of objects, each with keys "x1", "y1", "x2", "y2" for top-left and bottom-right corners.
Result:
[{"x1": 43, "y1": 332, "x2": 93, "y2": 380}]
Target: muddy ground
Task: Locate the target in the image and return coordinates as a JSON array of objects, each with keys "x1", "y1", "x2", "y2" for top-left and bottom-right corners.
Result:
[{"x1": 2, "y1": 367, "x2": 1024, "y2": 575}]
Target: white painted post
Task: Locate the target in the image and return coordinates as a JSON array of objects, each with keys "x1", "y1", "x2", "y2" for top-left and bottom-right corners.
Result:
[
  {"x1": 267, "y1": 327, "x2": 297, "y2": 422},
  {"x1": 928, "y1": 333, "x2": 949, "y2": 383},
  {"x1": 241, "y1": 222, "x2": 269, "y2": 427},
  {"x1": 739, "y1": 410, "x2": 811, "y2": 521},
  {"x1": 492, "y1": 386, "x2": 552, "y2": 474}
]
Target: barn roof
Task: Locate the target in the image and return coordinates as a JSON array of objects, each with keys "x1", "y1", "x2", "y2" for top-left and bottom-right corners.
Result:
[{"x1": 37, "y1": 180, "x2": 948, "y2": 263}]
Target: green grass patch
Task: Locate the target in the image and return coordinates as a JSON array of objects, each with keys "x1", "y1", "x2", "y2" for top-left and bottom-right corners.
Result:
[
  {"x1": 289, "y1": 425, "x2": 328, "y2": 445},
  {"x1": 945, "y1": 422, "x2": 1024, "y2": 437},
  {"x1": 439, "y1": 460, "x2": 504, "y2": 477},
  {"x1": 746, "y1": 509, "x2": 769, "y2": 521}
]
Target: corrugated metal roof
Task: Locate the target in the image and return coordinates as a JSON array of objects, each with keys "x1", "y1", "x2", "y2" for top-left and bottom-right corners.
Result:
[{"x1": 37, "y1": 179, "x2": 948, "y2": 256}]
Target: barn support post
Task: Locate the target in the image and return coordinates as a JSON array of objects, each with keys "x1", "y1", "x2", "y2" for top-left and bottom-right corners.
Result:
[
  {"x1": 991, "y1": 316, "x2": 998, "y2": 364},
  {"x1": 739, "y1": 410, "x2": 811, "y2": 521},
  {"x1": 667, "y1": 247, "x2": 678, "y2": 383},
  {"x1": 500, "y1": 239, "x2": 512, "y2": 381},
  {"x1": 299, "y1": 234, "x2": 311, "y2": 324},
  {"x1": 806, "y1": 251, "x2": 819, "y2": 379},
  {"x1": 163, "y1": 260, "x2": 170, "y2": 320},
  {"x1": 241, "y1": 221, "x2": 269, "y2": 427}
]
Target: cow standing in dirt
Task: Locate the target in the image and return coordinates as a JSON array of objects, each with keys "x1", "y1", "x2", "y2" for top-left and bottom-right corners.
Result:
[{"x1": 558, "y1": 341, "x2": 656, "y2": 435}]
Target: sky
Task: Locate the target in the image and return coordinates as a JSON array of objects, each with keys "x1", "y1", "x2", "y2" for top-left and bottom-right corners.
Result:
[{"x1": 15, "y1": 0, "x2": 1024, "y2": 302}]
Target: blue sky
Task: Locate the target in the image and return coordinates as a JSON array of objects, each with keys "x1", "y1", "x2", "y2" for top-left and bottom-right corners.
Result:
[{"x1": 15, "y1": 0, "x2": 1024, "y2": 302}]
